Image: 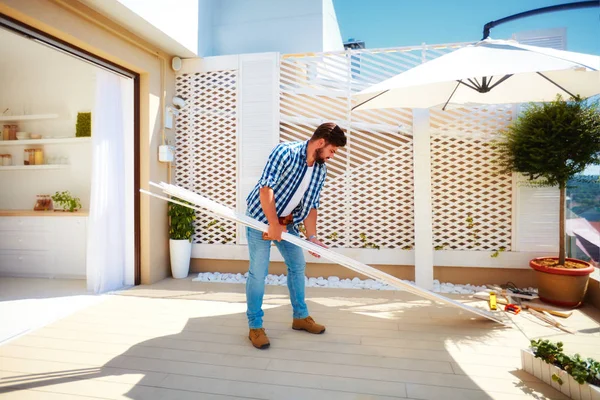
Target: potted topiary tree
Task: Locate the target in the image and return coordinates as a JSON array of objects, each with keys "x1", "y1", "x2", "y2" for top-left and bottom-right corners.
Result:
[
  {"x1": 168, "y1": 197, "x2": 196, "y2": 279},
  {"x1": 493, "y1": 95, "x2": 600, "y2": 307}
]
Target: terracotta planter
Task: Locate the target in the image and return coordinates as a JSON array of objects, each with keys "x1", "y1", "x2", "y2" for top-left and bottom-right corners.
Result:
[{"x1": 529, "y1": 257, "x2": 595, "y2": 308}]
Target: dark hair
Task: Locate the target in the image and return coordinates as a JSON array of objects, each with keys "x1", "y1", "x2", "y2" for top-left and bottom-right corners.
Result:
[{"x1": 310, "y1": 123, "x2": 347, "y2": 147}]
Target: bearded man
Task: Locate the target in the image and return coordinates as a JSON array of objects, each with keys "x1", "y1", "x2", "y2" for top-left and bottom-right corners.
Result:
[{"x1": 243, "y1": 122, "x2": 347, "y2": 349}]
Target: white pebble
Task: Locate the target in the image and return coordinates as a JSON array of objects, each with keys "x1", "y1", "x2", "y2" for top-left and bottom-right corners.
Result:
[{"x1": 192, "y1": 272, "x2": 535, "y2": 295}]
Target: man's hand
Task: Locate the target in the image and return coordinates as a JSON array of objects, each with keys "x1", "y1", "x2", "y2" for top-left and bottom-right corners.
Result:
[
  {"x1": 266, "y1": 223, "x2": 287, "y2": 242},
  {"x1": 308, "y1": 236, "x2": 327, "y2": 258}
]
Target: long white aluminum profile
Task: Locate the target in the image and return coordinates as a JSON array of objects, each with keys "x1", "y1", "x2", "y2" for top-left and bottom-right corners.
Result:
[{"x1": 142, "y1": 182, "x2": 507, "y2": 325}]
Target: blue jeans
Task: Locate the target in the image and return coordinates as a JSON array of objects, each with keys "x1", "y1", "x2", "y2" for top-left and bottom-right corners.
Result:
[{"x1": 245, "y1": 225, "x2": 309, "y2": 329}]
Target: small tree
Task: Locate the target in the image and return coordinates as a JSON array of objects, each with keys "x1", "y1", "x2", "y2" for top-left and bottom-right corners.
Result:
[
  {"x1": 168, "y1": 197, "x2": 196, "y2": 242},
  {"x1": 493, "y1": 95, "x2": 600, "y2": 266}
]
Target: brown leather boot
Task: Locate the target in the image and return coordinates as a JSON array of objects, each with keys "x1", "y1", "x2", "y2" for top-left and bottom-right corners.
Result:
[
  {"x1": 292, "y1": 316, "x2": 326, "y2": 334},
  {"x1": 248, "y1": 328, "x2": 270, "y2": 349}
]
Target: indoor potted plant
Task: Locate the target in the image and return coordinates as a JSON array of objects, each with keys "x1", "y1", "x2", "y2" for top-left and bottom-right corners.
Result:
[
  {"x1": 51, "y1": 190, "x2": 82, "y2": 212},
  {"x1": 168, "y1": 196, "x2": 196, "y2": 279},
  {"x1": 493, "y1": 95, "x2": 600, "y2": 307}
]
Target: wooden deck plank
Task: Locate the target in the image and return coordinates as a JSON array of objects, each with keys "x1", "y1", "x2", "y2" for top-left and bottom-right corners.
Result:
[
  {"x1": 1, "y1": 278, "x2": 590, "y2": 400},
  {"x1": 0, "y1": 356, "x2": 407, "y2": 398}
]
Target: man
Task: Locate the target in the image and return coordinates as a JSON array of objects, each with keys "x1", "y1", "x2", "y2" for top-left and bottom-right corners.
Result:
[{"x1": 244, "y1": 122, "x2": 347, "y2": 349}]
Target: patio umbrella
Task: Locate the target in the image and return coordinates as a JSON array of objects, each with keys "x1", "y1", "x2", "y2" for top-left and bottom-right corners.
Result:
[{"x1": 352, "y1": 38, "x2": 600, "y2": 111}]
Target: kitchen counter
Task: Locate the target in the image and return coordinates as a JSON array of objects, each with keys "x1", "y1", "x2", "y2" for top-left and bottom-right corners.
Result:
[
  {"x1": 0, "y1": 209, "x2": 89, "y2": 217},
  {"x1": 0, "y1": 211, "x2": 88, "y2": 278}
]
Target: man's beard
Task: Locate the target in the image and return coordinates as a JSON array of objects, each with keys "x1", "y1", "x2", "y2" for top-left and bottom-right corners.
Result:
[{"x1": 314, "y1": 147, "x2": 327, "y2": 164}]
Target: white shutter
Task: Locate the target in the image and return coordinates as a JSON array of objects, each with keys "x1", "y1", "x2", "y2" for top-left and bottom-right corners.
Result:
[
  {"x1": 512, "y1": 28, "x2": 567, "y2": 50},
  {"x1": 509, "y1": 24, "x2": 564, "y2": 254},
  {"x1": 237, "y1": 53, "x2": 280, "y2": 244},
  {"x1": 514, "y1": 174, "x2": 559, "y2": 252}
]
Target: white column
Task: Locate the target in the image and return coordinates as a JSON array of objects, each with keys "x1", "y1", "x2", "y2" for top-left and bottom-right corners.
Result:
[
  {"x1": 237, "y1": 53, "x2": 280, "y2": 245},
  {"x1": 412, "y1": 109, "x2": 434, "y2": 290}
]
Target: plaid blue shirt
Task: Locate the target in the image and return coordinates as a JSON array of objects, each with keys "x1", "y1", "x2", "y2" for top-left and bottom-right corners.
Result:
[{"x1": 246, "y1": 140, "x2": 327, "y2": 226}]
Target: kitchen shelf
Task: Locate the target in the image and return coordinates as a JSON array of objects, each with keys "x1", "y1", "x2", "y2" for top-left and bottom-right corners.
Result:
[
  {"x1": 0, "y1": 113, "x2": 59, "y2": 122},
  {"x1": 0, "y1": 165, "x2": 69, "y2": 171},
  {"x1": 0, "y1": 209, "x2": 89, "y2": 217},
  {"x1": 0, "y1": 137, "x2": 91, "y2": 146}
]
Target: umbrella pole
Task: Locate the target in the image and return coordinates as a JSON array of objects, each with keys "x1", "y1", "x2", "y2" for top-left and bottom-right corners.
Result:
[
  {"x1": 442, "y1": 81, "x2": 462, "y2": 111},
  {"x1": 536, "y1": 72, "x2": 577, "y2": 99},
  {"x1": 482, "y1": 1, "x2": 598, "y2": 39}
]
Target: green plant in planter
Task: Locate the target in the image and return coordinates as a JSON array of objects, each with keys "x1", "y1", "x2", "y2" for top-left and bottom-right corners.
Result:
[
  {"x1": 492, "y1": 95, "x2": 600, "y2": 266},
  {"x1": 531, "y1": 339, "x2": 600, "y2": 386},
  {"x1": 76, "y1": 112, "x2": 91, "y2": 137},
  {"x1": 168, "y1": 197, "x2": 196, "y2": 242},
  {"x1": 51, "y1": 191, "x2": 82, "y2": 212}
]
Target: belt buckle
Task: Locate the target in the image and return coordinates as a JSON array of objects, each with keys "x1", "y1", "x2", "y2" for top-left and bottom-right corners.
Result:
[{"x1": 262, "y1": 215, "x2": 292, "y2": 240}]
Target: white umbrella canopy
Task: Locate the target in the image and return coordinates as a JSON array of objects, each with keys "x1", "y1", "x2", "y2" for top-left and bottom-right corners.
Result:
[{"x1": 352, "y1": 38, "x2": 600, "y2": 111}]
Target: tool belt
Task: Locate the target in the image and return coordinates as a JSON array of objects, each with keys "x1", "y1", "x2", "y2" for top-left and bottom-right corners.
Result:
[{"x1": 262, "y1": 214, "x2": 293, "y2": 240}]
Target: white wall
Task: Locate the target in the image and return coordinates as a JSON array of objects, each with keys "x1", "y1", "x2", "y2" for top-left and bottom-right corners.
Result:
[
  {"x1": 117, "y1": 0, "x2": 199, "y2": 55},
  {"x1": 198, "y1": 0, "x2": 342, "y2": 57},
  {"x1": 0, "y1": 28, "x2": 93, "y2": 210}
]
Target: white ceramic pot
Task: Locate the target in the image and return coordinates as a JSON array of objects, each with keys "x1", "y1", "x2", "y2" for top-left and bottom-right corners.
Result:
[{"x1": 169, "y1": 239, "x2": 192, "y2": 279}]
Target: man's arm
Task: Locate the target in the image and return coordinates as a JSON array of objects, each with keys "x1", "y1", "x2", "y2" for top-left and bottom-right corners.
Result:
[
  {"x1": 255, "y1": 145, "x2": 290, "y2": 241},
  {"x1": 303, "y1": 208, "x2": 318, "y2": 239},
  {"x1": 303, "y1": 208, "x2": 327, "y2": 257},
  {"x1": 260, "y1": 187, "x2": 286, "y2": 241}
]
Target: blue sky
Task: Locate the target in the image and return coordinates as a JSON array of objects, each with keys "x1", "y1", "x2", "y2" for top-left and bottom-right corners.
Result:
[
  {"x1": 333, "y1": 0, "x2": 599, "y2": 55},
  {"x1": 334, "y1": 0, "x2": 600, "y2": 175}
]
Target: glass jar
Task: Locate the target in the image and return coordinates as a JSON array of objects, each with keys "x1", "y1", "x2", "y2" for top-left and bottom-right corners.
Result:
[
  {"x1": 34, "y1": 195, "x2": 53, "y2": 211},
  {"x1": 34, "y1": 149, "x2": 44, "y2": 165},
  {"x1": 9, "y1": 125, "x2": 17, "y2": 140},
  {"x1": 24, "y1": 149, "x2": 30, "y2": 165},
  {"x1": 28, "y1": 149, "x2": 36, "y2": 165},
  {"x1": 3, "y1": 154, "x2": 12, "y2": 166}
]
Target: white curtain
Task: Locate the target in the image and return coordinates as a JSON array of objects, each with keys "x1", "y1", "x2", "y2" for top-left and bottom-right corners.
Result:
[{"x1": 86, "y1": 69, "x2": 128, "y2": 293}]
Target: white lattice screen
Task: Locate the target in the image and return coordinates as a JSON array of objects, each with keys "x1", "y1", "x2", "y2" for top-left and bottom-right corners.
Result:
[
  {"x1": 172, "y1": 42, "x2": 515, "y2": 256},
  {"x1": 430, "y1": 106, "x2": 514, "y2": 251},
  {"x1": 280, "y1": 43, "x2": 514, "y2": 251},
  {"x1": 278, "y1": 43, "x2": 466, "y2": 249},
  {"x1": 175, "y1": 70, "x2": 238, "y2": 245}
]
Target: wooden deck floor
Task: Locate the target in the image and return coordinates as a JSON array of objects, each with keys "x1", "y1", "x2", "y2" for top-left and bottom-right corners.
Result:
[{"x1": 1, "y1": 276, "x2": 599, "y2": 399}]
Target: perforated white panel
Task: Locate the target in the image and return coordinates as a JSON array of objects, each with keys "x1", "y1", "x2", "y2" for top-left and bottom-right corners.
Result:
[{"x1": 175, "y1": 70, "x2": 238, "y2": 244}]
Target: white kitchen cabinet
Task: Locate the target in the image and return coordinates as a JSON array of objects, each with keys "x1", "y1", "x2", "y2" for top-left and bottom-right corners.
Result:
[{"x1": 0, "y1": 213, "x2": 87, "y2": 278}]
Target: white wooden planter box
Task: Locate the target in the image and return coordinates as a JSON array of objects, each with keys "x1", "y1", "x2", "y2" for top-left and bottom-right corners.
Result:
[{"x1": 521, "y1": 348, "x2": 600, "y2": 400}]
